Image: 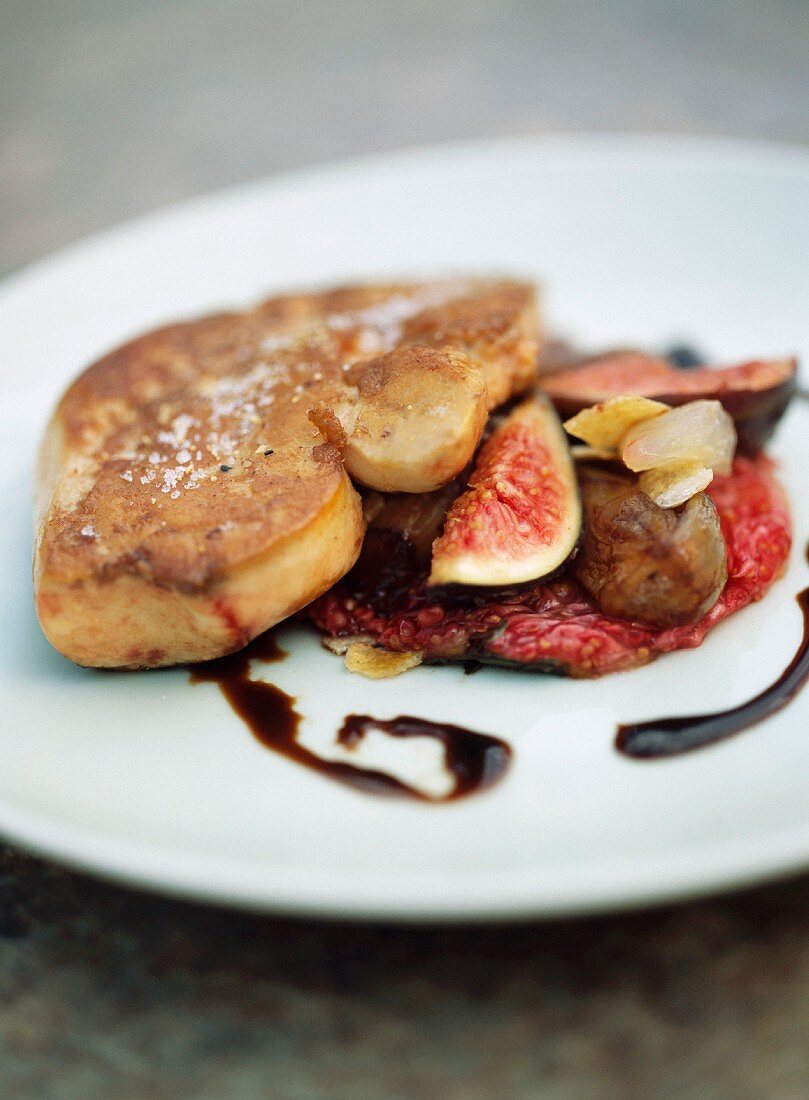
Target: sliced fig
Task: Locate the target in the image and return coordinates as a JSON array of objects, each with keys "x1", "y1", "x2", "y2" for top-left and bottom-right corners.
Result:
[
  {"x1": 428, "y1": 395, "x2": 580, "y2": 587},
  {"x1": 310, "y1": 455, "x2": 791, "y2": 678},
  {"x1": 575, "y1": 464, "x2": 727, "y2": 628},
  {"x1": 343, "y1": 346, "x2": 488, "y2": 493},
  {"x1": 539, "y1": 351, "x2": 797, "y2": 452}
]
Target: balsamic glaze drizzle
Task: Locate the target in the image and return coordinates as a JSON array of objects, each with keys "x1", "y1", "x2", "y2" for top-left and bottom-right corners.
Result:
[
  {"x1": 193, "y1": 532, "x2": 809, "y2": 776},
  {"x1": 665, "y1": 343, "x2": 706, "y2": 370},
  {"x1": 189, "y1": 638, "x2": 511, "y2": 800},
  {"x1": 336, "y1": 715, "x2": 511, "y2": 800},
  {"x1": 616, "y1": 582, "x2": 809, "y2": 760}
]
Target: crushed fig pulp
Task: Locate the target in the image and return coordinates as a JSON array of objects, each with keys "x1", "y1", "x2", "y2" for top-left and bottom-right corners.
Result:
[{"x1": 310, "y1": 456, "x2": 791, "y2": 677}]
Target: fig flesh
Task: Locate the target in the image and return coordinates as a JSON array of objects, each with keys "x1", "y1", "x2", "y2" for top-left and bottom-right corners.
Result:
[
  {"x1": 574, "y1": 465, "x2": 727, "y2": 628},
  {"x1": 539, "y1": 351, "x2": 796, "y2": 453},
  {"x1": 311, "y1": 455, "x2": 791, "y2": 678},
  {"x1": 428, "y1": 395, "x2": 581, "y2": 587}
]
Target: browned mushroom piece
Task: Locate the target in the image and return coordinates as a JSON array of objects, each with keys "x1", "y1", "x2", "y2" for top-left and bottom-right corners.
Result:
[{"x1": 575, "y1": 464, "x2": 727, "y2": 628}]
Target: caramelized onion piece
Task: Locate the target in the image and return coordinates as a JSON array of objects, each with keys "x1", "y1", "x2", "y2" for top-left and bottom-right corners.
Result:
[
  {"x1": 344, "y1": 642, "x2": 423, "y2": 679},
  {"x1": 564, "y1": 395, "x2": 668, "y2": 450},
  {"x1": 621, "y1": 399, "x2": 736, "y2": 475},
  {"x1": 638, "y1": 463, "x2": 713, "y2": 509}
]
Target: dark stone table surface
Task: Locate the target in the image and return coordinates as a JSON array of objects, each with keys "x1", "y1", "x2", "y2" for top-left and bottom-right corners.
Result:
[
  {"x1": 2, "y1": 846, "x2": 809, "y2": 1099},
  {"x1": 2, "y1": 2, "x2": 808, "y2": 1095}
]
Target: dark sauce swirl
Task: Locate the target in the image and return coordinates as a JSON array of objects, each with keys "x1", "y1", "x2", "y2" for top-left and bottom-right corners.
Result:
[
  {"x1": 192, "y1": 532, "x2": 809, "y2": 775},
  {"x1": 617, "y1": 586, "x2": 809, "y2": 759},
  {"x1": 336, "y1": 715, "x2": 510, "y2": 799},
  {"x1": 189, "y1": 637, "x2": 510, "y2": 800}
]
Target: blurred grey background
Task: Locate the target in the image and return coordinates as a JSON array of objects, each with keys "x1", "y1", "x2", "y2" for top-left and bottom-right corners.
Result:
[
  {"x1": 2, "y1": 2, "x2": 809, "y2": 1098},
  {"x1": 2, "y1": 0, "x2": 809, "y2": 278}
]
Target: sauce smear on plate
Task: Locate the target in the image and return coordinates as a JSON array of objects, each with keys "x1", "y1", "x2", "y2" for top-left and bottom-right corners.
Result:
[
  {"x1": 617, "y1": 550, "x2": 809, "y2": 759},
  {"x1": 190, "y1": 637, "x2": 510, "y2": 800}
]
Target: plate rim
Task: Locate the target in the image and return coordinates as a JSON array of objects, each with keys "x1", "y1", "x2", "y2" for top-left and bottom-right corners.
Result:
[
  {"x1": 2, "y1": 129, "x2": 809, "y2": 299},
  {"x1": 1, "y1": 797, "x2": 808, "y2": 920}
]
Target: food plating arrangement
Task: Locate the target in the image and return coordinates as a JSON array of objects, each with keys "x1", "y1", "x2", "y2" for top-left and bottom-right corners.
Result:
[{"x1": 33, "y1": 280, "x2": 804, "y2": 799}]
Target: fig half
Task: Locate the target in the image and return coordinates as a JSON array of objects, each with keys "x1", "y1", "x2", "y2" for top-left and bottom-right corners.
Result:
[
  {"x1": 539, "y1": 351, "x2": 796, "y2": 453},
  {"x1": 428, "y1": 395, "x2": 580, "y2": 587}
]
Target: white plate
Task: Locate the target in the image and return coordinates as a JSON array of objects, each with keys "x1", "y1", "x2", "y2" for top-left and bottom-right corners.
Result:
[{"x1": 1, "y1": 135, "x2": 808, "y2": 920}]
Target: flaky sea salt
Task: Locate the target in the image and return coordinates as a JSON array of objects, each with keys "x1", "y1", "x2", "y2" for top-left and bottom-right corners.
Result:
[
  {"x1": 325, "y1": 283, "x2": 461, "y2": 350},
  {"x1": 161, "y1": 466, "x2": 186, "y2": 494},
  {"x1": 172, "y1": 413, "x2": 194, "y2": 444}
]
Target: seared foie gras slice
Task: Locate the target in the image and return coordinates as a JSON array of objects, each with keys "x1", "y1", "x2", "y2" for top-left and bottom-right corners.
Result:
[
  {"x1": 343, "y1": 347, "x2": 487, "y2": 492},
  {"x1": 35, "y1": 279, "x2": 539, "y2": 667},
  {"x1": 35, "y1": 345, "x2": 365, "y2": 669},
  {"x1": 399, "y1": 280, "x2": 540, "y2": 407},
  {"x1": 339, "y1": 279, "x2": 540, "y2": 492}
]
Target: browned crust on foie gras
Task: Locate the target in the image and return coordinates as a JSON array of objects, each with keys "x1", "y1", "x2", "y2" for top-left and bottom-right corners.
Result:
[
  {"x1": 343, "y1": 347, "x2": 488, "y2": 493},
  {"x1": 399, "y1": 282, "x2": 540, "y2": 406},
  {"x1": 36, "y1": 461, "x2": 363, "y2": 669},
  {"x1": 35, "y1": 279, "x2": 539, "y2": 667}
]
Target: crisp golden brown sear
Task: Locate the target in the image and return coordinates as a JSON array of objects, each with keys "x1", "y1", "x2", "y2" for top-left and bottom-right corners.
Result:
[{"x1": 35, "y1": 279, "x2": 539, "y2": 667}]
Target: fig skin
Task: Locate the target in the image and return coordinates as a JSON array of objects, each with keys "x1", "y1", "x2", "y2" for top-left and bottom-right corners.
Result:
[
  {"x1": 540, "y1": 352, "x2": 797, "y2": 454},
  {"x1": 310, "y1": 456, "x2": 790, "y2": 678},
  {"x1": 574, "y1": 465, "x2": 727, "y2": 628},
  {"x1": 428, "y1": 396, "x2": 581, "y2": 588}
]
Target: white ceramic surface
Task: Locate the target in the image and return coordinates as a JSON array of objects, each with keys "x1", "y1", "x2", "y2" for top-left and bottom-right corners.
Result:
[{"x1": 1, "y1": 135, "x2": 808, "y2": 920}]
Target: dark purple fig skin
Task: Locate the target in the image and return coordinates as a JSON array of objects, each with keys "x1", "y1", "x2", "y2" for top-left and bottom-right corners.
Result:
[
  {"x1": 651, "y1": 372, "x2": 797, "y2": 453},
  {"x1": 541, "y1": 354, "x2": 797, "y2": 454}
]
